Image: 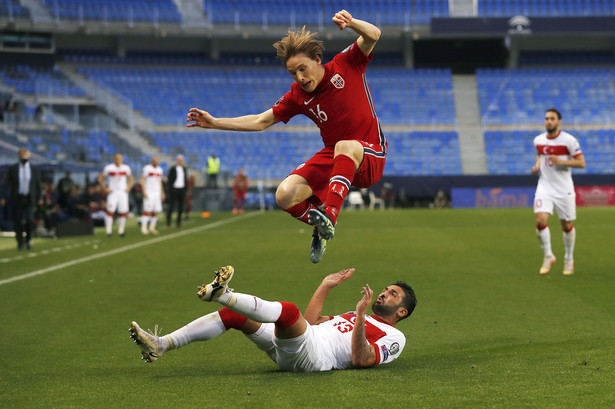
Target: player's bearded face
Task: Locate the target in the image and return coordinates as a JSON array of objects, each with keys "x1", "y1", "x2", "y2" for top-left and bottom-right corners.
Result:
[
  {"x1": 544, "y1": 115, "x2": 559, "y2": 133},
  {"x1": 372, "y1": 297, "x2": 402, "y2": 317}
]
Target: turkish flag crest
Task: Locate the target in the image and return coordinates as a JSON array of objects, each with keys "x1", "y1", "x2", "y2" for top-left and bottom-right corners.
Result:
[{"x1": 330, "y1": 73, "x2": 345, "y2": 89}]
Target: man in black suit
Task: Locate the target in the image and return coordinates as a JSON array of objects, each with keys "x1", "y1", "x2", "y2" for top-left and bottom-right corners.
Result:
[
  {"x1": 166, "y1": 154, "x2": 188, "y2": 228},
  {"x1": 2, "y1": 148, "x2": 42, "y2": 250}
]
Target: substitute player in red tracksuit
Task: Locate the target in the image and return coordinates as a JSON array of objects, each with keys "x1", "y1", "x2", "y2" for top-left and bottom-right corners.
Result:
[
  {"x1": 232, "y1": 168, "x2": 248, "y2": 214},
  {"x1": 187, "y1": 10, "x2": 385, "y2": 263}
]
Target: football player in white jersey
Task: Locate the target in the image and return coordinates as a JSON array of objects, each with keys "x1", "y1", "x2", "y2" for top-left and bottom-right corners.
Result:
[
  {"x1": 130, "y1": 267, "x2": 416, "y2": 372},
  {"x1": 532, "y1": 108, "x2": 585, "y2": 275},
  {"x1": 98, "y1": 153, "x2": 134, "y2": 237},
  {"x1": 140, "y1": 156, "x2": 165, "y2": 235}
]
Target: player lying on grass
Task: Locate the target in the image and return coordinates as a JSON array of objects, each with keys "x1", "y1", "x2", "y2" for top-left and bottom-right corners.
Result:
[
  {"x1": 130, "y1": 266, "x2": 416, "y2": 372},
  {"x1": 187, "y1": 10, "x2": 386, "y2": 263}
]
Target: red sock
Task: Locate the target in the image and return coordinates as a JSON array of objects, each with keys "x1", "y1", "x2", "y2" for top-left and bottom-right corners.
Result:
[
  {"x1": 218, "y1": 307, "x2": 248, "y2": 330},
  {"x1": 324, "y1": 155, "x2": 356, "y2": 224},
  {"x1": 285, "y1": 201, "x2": 317, "y2": 225},
  {"x1": 276, "y1": 302, "x2": 301, "y2": 328}
]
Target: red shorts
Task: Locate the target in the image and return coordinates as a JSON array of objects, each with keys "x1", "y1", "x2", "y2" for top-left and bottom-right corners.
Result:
[
  {"x1": 290, "y1": 140, "x2": 387, "y2": 206},
  {"x1": 234, "y1": 191, "x2": 246, "y2": 200}
]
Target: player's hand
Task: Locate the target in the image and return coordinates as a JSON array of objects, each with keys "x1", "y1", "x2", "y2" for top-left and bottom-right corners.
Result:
[
  {"x1": 356, "y1": 284, "x2": 373, "y2": 316},
  {"x1": 332, "y1": 10, "x2": 353, "y2": 30},
  {"x1": 531, "y1": 165, "x2": 540, "y2": 174},
  {"x1": 548, "y1": 155, "x2": 563, "y2": 165},
  {"x1": 104, "y1": 187, "x2": 112, "y2": 194},
  {"x1": 322, "y1": 268, "x2": 355, "y2": 288},
  {"x1": 187, "y1": 108, "x2": 215, "y2": 129}
]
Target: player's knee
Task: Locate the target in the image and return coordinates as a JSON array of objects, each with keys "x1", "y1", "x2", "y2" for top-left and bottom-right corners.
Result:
[
  {"x1": 276, "y1": 302, "x2": 301, "y2": 329},
  {"x1": 275, "y1": 184, "x2": 292, "y2": 209}
]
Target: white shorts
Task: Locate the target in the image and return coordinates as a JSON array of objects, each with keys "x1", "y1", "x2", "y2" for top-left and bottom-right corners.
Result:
[
  {"x1": 533, "y1": 191, "x2": 576, "y2": 221},
  {"x1": 143, "y1": 194, "x2": 162, "y2": 214},
  {"x1": 106, "y1": 191, "x2": 129, "y2": 214},
  {"x1": 247, "y1": 322, "x2": 330, "y2": 372}
]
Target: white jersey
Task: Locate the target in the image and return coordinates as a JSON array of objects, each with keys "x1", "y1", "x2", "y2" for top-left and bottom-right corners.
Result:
[
  {"x1": 312, "y1": 312, "x2": 406, "y2": 369},
  {"x1": 533, "y1": 131, "x2": 582, "y2": 197},
  {"x1": 103, "y1": 163, "x2": 132, "y2": 192},
  {"x1": 142, "y1": 164, "x2": 163, "y2": 196}
]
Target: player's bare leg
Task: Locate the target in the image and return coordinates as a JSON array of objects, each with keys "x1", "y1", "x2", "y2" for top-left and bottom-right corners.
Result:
[
  {"x1": 536, "y1": 212, "x2": 555, "y2": 274},
  {"x1": 561, "y1": 220, "x2": 575, "y2": 275}
]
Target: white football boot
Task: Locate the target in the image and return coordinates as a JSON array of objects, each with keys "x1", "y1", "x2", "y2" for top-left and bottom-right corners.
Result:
[
  {"x1": 197, "y1": 265, "x2": 235, "y2": 302},
  {"x1": 129, "y1": 321, "x2": 165, "y2": 363}
]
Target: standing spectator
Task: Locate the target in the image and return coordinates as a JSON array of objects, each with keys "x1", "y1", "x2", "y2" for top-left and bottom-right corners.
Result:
[
  {"x1": 140, "y1": 156, "x2": 164, "y2": 235},
  {"x1": 2, "y1": 148, "x2": 42, "y2": 250},
  {"x1": 56, "y1": 171, "x2": 75, "y2": 210},
  {"x1": 98, "y1": 153, "x2": 133, "y2": 237},
  {"x1": 206, "y1": 153, "x2": 220, "y2": 188},
  {"x1": 232, "y1": 168, "x2": 249, "y2": 215},
  {"x1": 532, "y1": 108, "x2": 585, "y2": 276},
  {"x1": 166, "y1": 154, "x2": 188, "y2": 228}
]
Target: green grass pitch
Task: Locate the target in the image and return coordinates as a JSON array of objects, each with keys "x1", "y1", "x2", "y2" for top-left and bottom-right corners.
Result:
[{"x1": 0, "y1": 208, "x2": 613, "y2": 408}]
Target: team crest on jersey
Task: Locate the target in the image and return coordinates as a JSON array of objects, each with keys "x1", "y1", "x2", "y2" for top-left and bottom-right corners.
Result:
[
  {"x1": 331, "y1": 73, "x2": 345, "y2": 89},
  {"x1": 296, "y1": 163, "x2": 305, "y2": 170},
  {"x1": 273, "y1": 95, "x2": 284, "y2": 107}
]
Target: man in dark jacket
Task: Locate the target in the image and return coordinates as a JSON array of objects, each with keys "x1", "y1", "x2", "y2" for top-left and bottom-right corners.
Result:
[{"x1": 2, "y1": 148, "x2": 42, "y2": 250}]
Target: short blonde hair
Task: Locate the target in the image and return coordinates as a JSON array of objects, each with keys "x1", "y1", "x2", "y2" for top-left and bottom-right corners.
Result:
[{"x1": 273, "y1": 26, "x2": 324, "y2": 66}]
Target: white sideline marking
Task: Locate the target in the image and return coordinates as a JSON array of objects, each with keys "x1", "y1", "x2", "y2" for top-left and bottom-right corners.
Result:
[{"x1": 0, "y1": 212, "x2": 262, "y2": 287}]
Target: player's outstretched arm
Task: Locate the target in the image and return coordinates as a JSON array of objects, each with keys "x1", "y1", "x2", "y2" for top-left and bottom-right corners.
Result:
[
  {"x1": 351, "y1": 284, "x2": 378, "y2": 368},
  {"x1": 304, "y1": 268, "x2": 355, "y2": 325},
  {"x1": 332, "y1": 10, "x2": 381, "y2": 57},
  {"x1": 186, "y1": 108, "x2": 280, "y2": 132}
]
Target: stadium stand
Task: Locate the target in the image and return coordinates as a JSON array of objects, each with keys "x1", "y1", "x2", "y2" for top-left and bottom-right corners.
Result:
[
  {"x1": 42, "y1": 0, "x2": 181, "y2": 22},
  {"x1": 478, "y1": 0, "x2": 615, "y2": 17},
  {"x1": 149, "y1": 130, "x2": 461, "y2": 178},
  {"x1": 203, "y1": 0, "x2": 449, "y2": 26},
  {"x1": 0, "y1": 64, "x2": 86, "y2": 97},
  {"x1": 76, "y1": 65, "x2": 455, "y2": 127},
  {"x1": 476, "y1": 68, "x2": 615, "y2": 126},
  {"x1": 0, "y1": 0, "x2": 30, "y2": 19}
]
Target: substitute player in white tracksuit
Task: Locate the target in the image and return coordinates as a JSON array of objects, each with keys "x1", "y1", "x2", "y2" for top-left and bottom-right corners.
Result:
[
  {"x1": 532, "y1": 108, "x2": 585, "y2": 275},
  {"x1": 140, "y1": 156, "x2": 165, "y2": 235},
  {"x1": 99, "y1": 153, "x2": 134, "y2": 237}
]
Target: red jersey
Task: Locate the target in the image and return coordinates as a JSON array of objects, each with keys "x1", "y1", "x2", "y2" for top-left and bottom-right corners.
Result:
[
  {"x1": 272, "y1": 41, "x2": 386, "y2": 153},
  {"x1": 233, "y1": 174, "x2": 248, "y2": 192}
]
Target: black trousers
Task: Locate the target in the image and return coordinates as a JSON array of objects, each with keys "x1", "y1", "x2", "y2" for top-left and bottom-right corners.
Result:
[
  {"x1": 167, "y1": 187, "x2": 186, "y2": 227},
  {"x1": 12, "y1": 194, "x2": 35, "y2": 244}
]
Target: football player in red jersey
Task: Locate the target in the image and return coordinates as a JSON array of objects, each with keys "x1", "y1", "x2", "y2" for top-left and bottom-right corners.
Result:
[{"x1": 187, "y1": 10, "x2": 385, "y2": 263}]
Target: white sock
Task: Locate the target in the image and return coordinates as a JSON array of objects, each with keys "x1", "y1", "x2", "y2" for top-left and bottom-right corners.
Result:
[
  {"x1": 165, "y1": 312, "x2": 227, "y2": 350},
  {"x1": 141, "y1": 214, "x2": 149, "y2": 232},
  {"x1": 105, "y1": 214, "x2": 113, "y2": 235},
  {"x1": 217, "y1": 292, "x2": 282, "y2": 323},
  {"x1": 563, "y1": 226, "x2": 576, "y2": 261},
  {"x1": 150, "y1": 216, "x2": 158, "y2": 229},
  {"x1": 118, "y1": 216, "x2": 127, "y2": 234},
  {"x1": 536, "y1": 226, "x2": 553, "y2": 257}
]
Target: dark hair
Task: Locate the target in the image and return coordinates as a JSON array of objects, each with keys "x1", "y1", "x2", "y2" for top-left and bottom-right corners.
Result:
[
  {"x1": 393, "y1": 281, "x2": 417, "y2": 321},
  {"x1": 546, "y1": 108, "x2": 562, "y2": 120}
]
